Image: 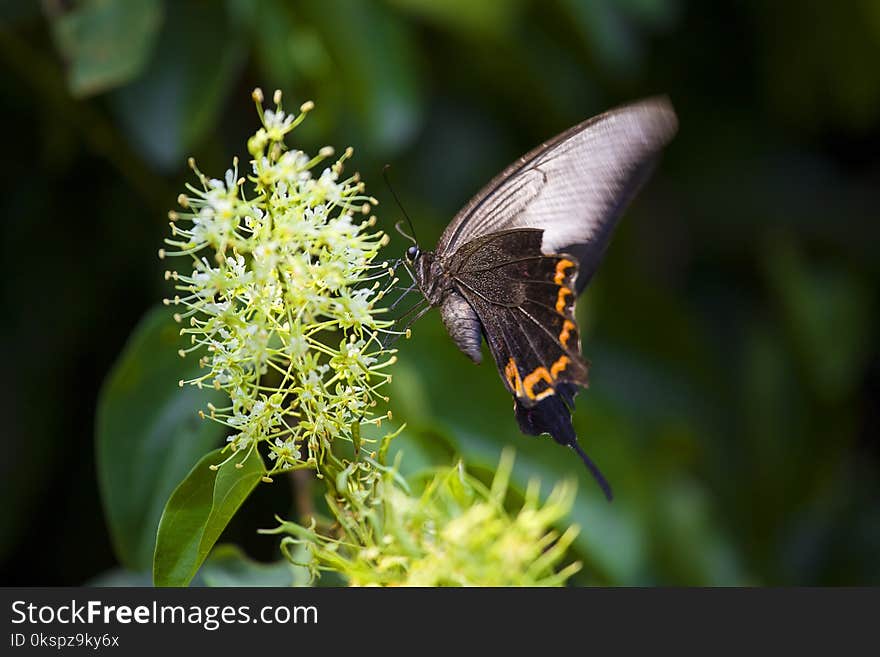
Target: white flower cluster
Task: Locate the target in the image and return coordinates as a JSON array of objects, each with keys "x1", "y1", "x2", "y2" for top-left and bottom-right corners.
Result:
[{"x1": 161, "y1": 90, "x2": 399, "y2": 478}]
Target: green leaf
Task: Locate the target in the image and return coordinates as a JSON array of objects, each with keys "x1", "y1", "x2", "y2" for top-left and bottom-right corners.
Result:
[
  {"x1": 153, "y1": 446, "x2": 265, "y2": 587},
  {"x1": 96, "y1": 306, "x2": 227, "y2": 572},
  {"x1": 47, "y1": 0, "x2": 163, "y2": 96},
  {"x1": 108, "y1": 0, "x2": 247, "y2": 171},
  {"x1": 0, "y1": 0, "x2": 44, "y2": 25},
  {"x1": 199, "y1": 544, "x2": 309, "y2": 587},
  {"x1": 246, "y1": 0, "x2": 306, "y2": 91},
  {"x1": 765, "y1": 238, "x2": 875, "y2": 403},
  {"x1": 86, "y1": 568, "x2": 153, "y2": 587},
  {"x1": 650, "y1": 478, "x2": 747, "y2": 585},
  {"x1": 387, "y1": 0, "x2": 525, "y2": 37},
  {"x1": 302, "y1": 0, "x2": 423, "y2": 154}
]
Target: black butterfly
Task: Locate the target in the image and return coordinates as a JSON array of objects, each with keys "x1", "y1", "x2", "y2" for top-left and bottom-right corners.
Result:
[{"x1": 397, "y1": 97, "x2": 678, "y2": 500}]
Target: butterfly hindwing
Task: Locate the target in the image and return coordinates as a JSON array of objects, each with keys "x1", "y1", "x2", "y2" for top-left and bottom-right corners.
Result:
[
  {"x1": 447, "y1": 229, "x2": 590, "y2": 406},
  {"x1": 466, "y1": 297, "x2": 589, "y2": 405},
  {"x1": 451, "y1": 274, "x2": 612, "y2": 499},
  {"x1": 447, "y1": 230, "x2": 612, "y2": 496}
]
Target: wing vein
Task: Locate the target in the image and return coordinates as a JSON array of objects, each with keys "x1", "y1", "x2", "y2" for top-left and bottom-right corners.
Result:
[{"x1": 516, "y1": 305, "x2": 581, "y2": 359}]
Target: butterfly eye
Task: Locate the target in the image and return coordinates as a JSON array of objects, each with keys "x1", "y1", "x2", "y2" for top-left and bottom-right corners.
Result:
[{"x1": 405, "y1": 245, "x2": 420, "y2": 262}]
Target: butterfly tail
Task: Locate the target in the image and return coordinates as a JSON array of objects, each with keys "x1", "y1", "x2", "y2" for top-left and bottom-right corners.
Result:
[
  {"x1": 514, "y1": 386, "x2": 613, "y2": 501},
  {"x1": 569, "y1": 439, "x2": 614, "y2": 502}
]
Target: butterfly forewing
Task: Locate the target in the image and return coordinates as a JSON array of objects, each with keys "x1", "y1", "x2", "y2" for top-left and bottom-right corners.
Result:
[{"x1": 438, "y1": 97, "x2": 678, "y2": 290}]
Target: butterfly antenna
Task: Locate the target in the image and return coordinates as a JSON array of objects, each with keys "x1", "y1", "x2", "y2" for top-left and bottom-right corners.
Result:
[
  {"x1": 570, "y1": 440, "x2": 614, "y2": 502},
  {"x1": 383, "y1": 164, "x2": 419, "y2": 246}
]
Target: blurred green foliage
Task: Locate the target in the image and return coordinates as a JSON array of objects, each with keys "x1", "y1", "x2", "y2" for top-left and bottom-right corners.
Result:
[
  {"x1": 96, "y1": 306, "x2": 226, "y2": 572},
  {"x1": 1, "y1": 0, "x2": 878, "y2": 586}
]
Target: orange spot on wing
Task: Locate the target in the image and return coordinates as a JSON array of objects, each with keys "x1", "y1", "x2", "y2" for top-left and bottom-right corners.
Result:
[
  {"x1": 556, "y1": 287, "x2": 572, "y2": 314},
  {"x1": 505, "y1": 358, "x2": 523, "y2": 395},
  {"x1": 523, "y1": 367, "x2": 553, "y2": 400},
  {"x1": 551, "y1": 355, "x2": 570, "y2": 378},
  {"x1": 554, "y1": 259, "x2": 574, "y2": 285},
  {"x1": 559, "y1": 320, "x2": 576, "y2": 348}
]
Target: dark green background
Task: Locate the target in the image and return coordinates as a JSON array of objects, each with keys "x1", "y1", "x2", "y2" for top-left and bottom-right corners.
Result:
[{"x1": 1, "y1": 0, "x2": 878, "y2": 585}]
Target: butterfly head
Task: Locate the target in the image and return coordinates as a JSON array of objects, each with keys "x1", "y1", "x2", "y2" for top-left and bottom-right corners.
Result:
[
  {"x1": 401, "y1": 245, "x2": 445, "y2": 305},
  {"x1": 405, "y1": 244, "x2": 421, "y2": 263}
]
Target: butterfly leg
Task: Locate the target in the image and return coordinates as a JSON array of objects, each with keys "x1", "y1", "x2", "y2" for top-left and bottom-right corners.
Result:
[
  {"x1": 379, "y1": 299, "x2": 432, "y2": 350},
  {"x1": 388, "y1": 281, "x2": 418, "y2": 311}
]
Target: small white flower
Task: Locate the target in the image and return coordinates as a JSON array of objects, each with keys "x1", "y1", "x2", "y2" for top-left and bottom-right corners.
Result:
[{"x1": 263, "y1": 108, "x2": 294, "y2": 132}]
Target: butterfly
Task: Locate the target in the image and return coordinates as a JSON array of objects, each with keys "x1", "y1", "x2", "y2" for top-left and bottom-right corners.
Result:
[{"x1": 396, "y1": 97, "x2": 678, "y2": 500}]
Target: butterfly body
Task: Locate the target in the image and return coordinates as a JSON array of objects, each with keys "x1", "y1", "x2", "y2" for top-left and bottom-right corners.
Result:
[{"x1": 404, "y1": 98, "x2": 678, "y2": 500}]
